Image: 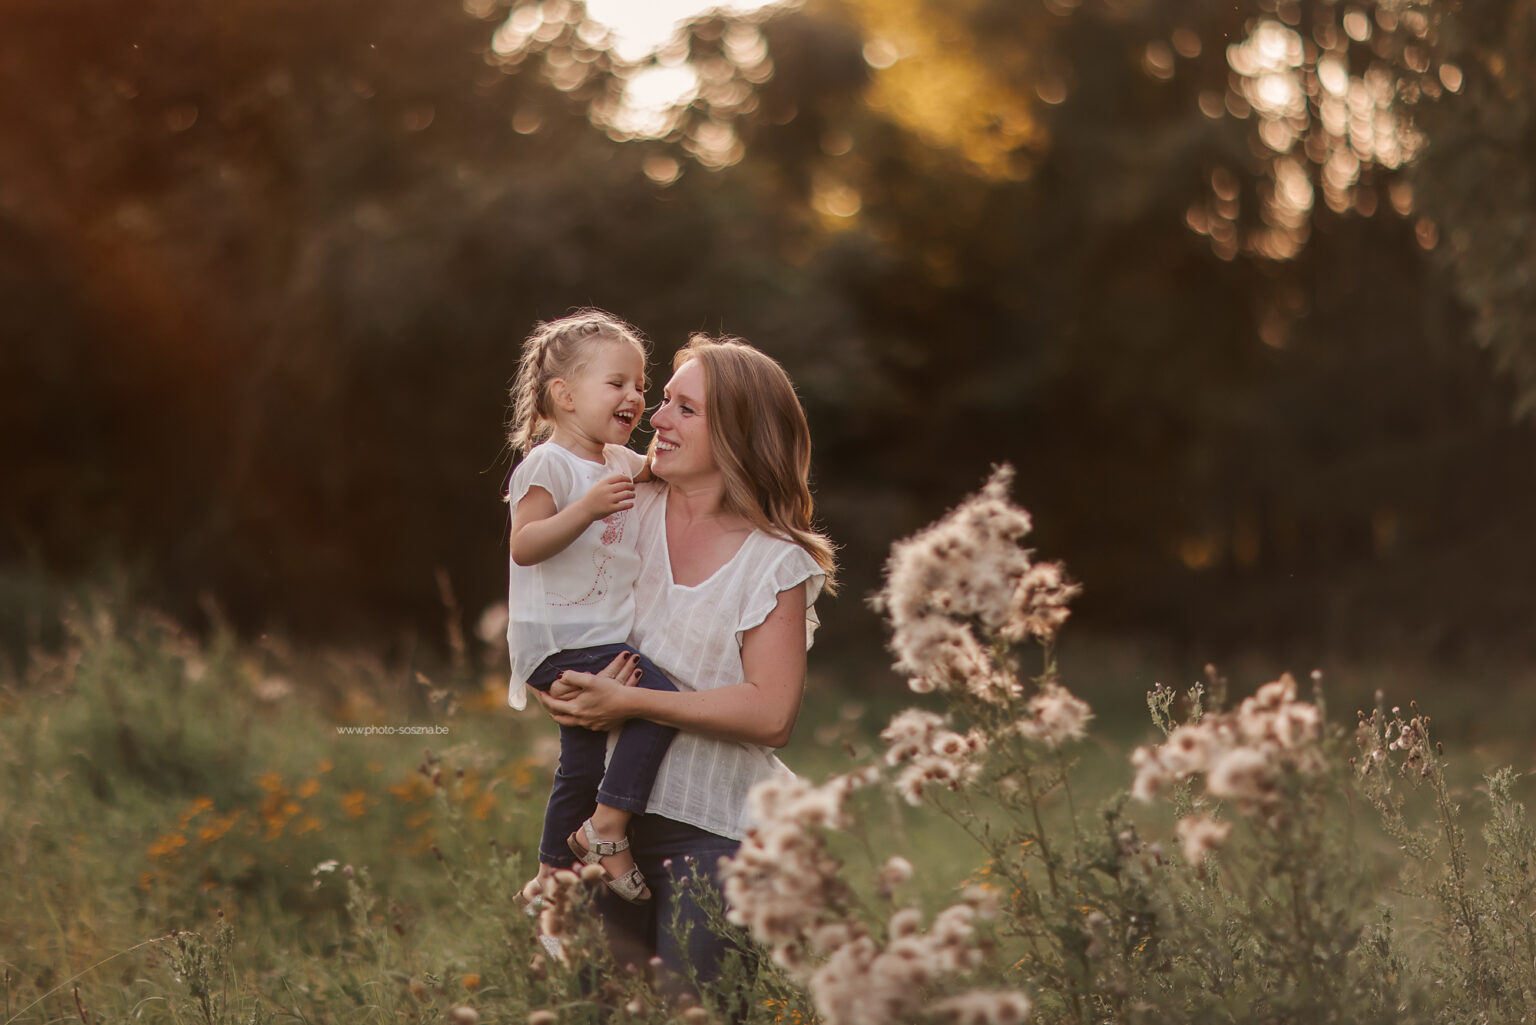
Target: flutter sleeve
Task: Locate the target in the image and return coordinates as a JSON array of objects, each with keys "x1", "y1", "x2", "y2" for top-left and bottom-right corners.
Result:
[
  {"x1": 507, "y1": 445, "x2": 573, "y2": 508},
  {"x1": 735, "y1": 541, "x2": 826, "y2": 651}
]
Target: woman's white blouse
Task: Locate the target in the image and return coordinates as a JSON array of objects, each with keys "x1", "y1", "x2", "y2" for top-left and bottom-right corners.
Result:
[{"x1": 626, "y1": 484, "x2": 824, "y2": 841}]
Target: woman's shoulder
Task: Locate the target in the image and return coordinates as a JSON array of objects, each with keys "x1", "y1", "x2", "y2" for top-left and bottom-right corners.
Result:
[
  {"x1": 602, "y1": 444, "x2": 647, "y2": 477},
  {"x1": 742, "y1": 529, "x2": 824, "y2": 592}
]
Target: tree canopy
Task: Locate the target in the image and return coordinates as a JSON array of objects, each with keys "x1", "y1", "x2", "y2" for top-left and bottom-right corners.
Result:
[{"x1": 3, "y1": 0, "x2": 1533, "y2": 664}]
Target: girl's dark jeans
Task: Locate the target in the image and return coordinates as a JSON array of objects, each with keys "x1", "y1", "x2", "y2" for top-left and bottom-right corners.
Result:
[{"x1": 526, "y1": 642, "x2": 678, "y2": 867}]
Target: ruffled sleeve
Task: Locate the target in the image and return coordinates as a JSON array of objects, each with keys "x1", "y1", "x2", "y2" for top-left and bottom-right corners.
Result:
[
  {"x1": 735, "y1": 540, "x2": 826, "y2": 650},
  {"x1": 506, "y1": 445, "x2": 572, "y2": 507}
]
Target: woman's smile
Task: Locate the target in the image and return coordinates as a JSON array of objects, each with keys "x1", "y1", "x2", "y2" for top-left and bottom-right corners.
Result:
[{"x1": 649, "y1": 360, "x2": 710, "y2": 477}]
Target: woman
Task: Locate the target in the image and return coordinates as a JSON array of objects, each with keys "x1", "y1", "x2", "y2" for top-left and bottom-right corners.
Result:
[{"x1": 535, "y1": 333, "x2": 836, "y2": 998}]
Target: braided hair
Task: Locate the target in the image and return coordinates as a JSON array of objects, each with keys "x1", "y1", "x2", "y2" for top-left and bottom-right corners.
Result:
[{"x1": 507, "y1": 309, "x2": 649, "y2": 455}]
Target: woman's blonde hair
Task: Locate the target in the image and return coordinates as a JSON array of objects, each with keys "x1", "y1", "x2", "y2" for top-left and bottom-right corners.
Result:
[
  {"x1": 507, "y1": 310, "x2": 648, "y2": 455},
  {"x1": 670, "y1": 334, "x2": 838, "y2": 593}
]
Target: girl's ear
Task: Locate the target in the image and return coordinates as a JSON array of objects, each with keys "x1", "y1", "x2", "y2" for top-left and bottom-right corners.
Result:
[{"x1": 548, "y1": 377, "x2": 575, "y2": 412}]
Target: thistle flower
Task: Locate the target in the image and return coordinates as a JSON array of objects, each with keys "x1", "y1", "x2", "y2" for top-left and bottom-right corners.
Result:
[
  {"x1": 1206, "y1": 747, "x2": 1280, "y2": 811},
  {"x1": 927, "y1": 990, "x2": 1033, "y2": 1025},
  {"x1": 875, "y1": 466, "x2": 1078, "y2": 701},
  {"x1": 1175, "y1": 815, "x2": 1233, "y2": 866},
  {"x1": 1017, "y1": 683, "x2": 1093, "y2": 748},
  {"x1": 881, "y1": 710, "x2": 988, "y2": 806},
  {"x1": 876, "y1": 856, "x2": 914, "y2": 898},
  {"x1": 1131, "y1": 674, "x2": 1325, "y2": 818}
]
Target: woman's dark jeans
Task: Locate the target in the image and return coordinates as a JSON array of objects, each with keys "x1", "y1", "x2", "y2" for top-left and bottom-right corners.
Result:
[
  {"x1": 594, "y1": 813, "x2": 756, "y2": 1010},
  {"x1": 526, "y1": 642, "x2": 678, "y2": 867}
]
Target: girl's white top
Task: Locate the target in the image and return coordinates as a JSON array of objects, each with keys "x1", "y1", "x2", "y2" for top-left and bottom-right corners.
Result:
[
  {"x1": 505, "y1": 442, "x2": 646, "y2": 711},
  {"x1": 626, "y1": 484, "x2": 824, "y2": 841}
]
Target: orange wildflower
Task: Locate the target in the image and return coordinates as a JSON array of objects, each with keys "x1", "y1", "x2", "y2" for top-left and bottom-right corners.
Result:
[
  {"x1": 147, "y1": 833, "x2": 188, "y2": 859},
  {"x1": 341, "y1": 790, "x2": 371, "y2": 818}
]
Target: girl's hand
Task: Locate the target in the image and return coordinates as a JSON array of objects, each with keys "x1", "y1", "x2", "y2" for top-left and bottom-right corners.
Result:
[
  {"x1": 536, "y1": 671, "x2": 632, "y2": 731},
  {"x1": 577, "y1": 474, "x2": 636, "y2": 522}
]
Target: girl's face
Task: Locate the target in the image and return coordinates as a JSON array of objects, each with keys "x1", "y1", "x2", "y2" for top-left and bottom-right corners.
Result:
[
  {"x1": 553, "y1": 341, "x2": 646, "y2": 455},
  {"x1": 649, "y1": 359, "x2": 714, "y2": 482}
]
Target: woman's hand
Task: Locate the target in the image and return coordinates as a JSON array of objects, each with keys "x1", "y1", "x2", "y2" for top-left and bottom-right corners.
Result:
[{"x1": 535, "y1": 666, "x2": 637, "y2": 731}]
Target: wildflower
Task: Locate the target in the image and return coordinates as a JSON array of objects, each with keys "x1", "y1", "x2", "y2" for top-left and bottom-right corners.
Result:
[
  {"x1": 1016, "y1": 683, "x2": 1093, "y2": 748},
  {"x1": 1082, "y1": 910, "x2": 1110, "y2": 959},
  {"x1": 528, "y1": 1011, "x2": 556, "y2": 1025},
  {"x1": 1175, "y1": 815, "x2": 1232, "y2": 866},
  {"x1": 449, "y1": 1007, "x2": 479, "y2": 1025},
  {"x1": 881, "y1": 711, "x2": 986, "y2": 806},
  {"x1": 1131, "y1": 674, "x2": 1325, "y2": 817},
  {"x1": 876, "y1": 856, "x2": 914, "y2": 898},
  {"x1": 254, "y1": 676, "x2": 293, "y2": 703},
  {"x1": 1002, "y1": 560, "x2": 1080, "y2": 644},
  {"x1": 874, "y1": 466, "x2": 1077, "y2": 701},
  {"x1": 476, "y1": 602, "x2": 509, "y2": 645},
  {"x1": 926, "y1": 990, "x2": 1033, "y2": 1025},
  {"x1": 1206, "y1": 747, "x2": 1279, "y2": 811},
  {"x1": 1129, "y1": 746, "x2": 1168, "y2": 804}
]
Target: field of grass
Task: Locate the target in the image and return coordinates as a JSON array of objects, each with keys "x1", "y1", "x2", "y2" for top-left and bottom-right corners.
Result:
[{"x1": 6, "y1": 592, "x2": 1536, "y2": 1025}]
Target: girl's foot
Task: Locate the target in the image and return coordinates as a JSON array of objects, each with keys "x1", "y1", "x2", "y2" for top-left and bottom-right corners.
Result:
[
  {"x1": 514, "y1": 864, "x2": 561, "y2": 913},
  {"x1": 567, "y1": 819, "x2": 650, "y2": 904}
]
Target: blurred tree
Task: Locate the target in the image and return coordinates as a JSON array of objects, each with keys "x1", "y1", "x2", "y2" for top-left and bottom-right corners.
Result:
[{"x1": 2, "y1": 0, "x2": 1533, "y2": 665}]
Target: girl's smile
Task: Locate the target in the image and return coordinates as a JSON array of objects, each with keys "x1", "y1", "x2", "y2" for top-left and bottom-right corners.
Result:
[{"x1": 552, "y1": 341, "x2": 647, "y2": 460}]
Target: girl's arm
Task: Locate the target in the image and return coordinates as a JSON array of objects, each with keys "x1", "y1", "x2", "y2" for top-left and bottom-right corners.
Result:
[
  {"x1": 536, "y1": 584, "x2": 808, "y2": 748},
  {"x1": 511, "y1": 475, "x2": 635, "y2": 566}
]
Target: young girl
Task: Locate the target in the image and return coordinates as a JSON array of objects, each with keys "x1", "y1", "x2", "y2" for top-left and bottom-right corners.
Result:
[{"x1": 505, "y1": 309, "x2": 678, "y2": 906}]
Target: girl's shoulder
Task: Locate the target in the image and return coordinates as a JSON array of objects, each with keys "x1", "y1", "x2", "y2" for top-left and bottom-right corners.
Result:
[{"x1": 508, "y1": 442, "x2": 581, "y2": 502}]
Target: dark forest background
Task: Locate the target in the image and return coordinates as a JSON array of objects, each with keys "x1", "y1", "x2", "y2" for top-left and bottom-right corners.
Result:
[{"x1": 4, "y1": 0, "x2": 1535, "y2": 676}]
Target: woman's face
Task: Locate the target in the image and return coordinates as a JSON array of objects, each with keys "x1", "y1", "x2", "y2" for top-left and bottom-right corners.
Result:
[{"x1": 649, "y1": 359, "x2": 714, "y2": 482}]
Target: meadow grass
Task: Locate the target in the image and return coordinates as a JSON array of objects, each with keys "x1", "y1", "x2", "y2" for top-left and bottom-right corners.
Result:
[{"x1": 4, "y1": 573, "x2": 1536, "y2": 1024}]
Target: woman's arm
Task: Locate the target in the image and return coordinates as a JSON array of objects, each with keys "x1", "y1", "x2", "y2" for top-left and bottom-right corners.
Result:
[{"x1": 536, "y1": 584, "x2": 808, "y2": 748}]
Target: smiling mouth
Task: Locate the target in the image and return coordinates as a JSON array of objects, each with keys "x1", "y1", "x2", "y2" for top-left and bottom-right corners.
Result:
[
  {"x1": 614, "y1": 411, "x2": 636, "y2": 426},
  {"x1": 655, "y1": 439, "x2": 678, "y2": 452}
]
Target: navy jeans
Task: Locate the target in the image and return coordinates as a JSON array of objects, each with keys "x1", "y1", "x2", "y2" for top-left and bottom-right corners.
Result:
[
  {"x1": 594, "y1": 813, "x2": 756, "y2": 1011},
  {"x1": 527, "y1": 642, "x2": 678, "y2": 867}
]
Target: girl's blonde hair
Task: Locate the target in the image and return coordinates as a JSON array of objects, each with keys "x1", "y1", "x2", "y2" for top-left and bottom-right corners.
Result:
[
  {"x1": 508, "y1": 310, "x2": 648, "y2": 455},
  {"x1": 669, "y1": 334, "x2": 838, "y2": 593}
]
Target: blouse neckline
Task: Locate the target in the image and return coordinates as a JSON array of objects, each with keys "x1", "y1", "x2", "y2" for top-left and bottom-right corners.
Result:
[{"x1": 659, "y1": 488, "x2": 756, "y2": 590}]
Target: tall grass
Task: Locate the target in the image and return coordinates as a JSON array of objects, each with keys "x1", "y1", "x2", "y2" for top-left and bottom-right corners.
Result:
[{"x1": 4, "y1": 470, "x2": 1536, "y2": 1024}]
